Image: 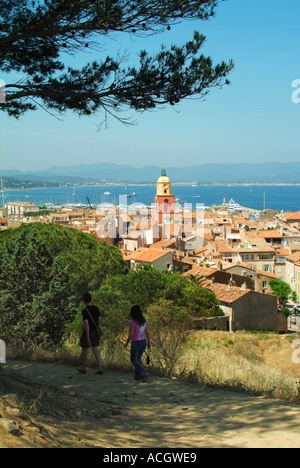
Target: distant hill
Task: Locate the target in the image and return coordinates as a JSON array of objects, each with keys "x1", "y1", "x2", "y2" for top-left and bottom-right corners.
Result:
[
  {"x1": 2, "y1": 162, "x2": 300, "y2": 184},
  {"x1": 1, "y1": 174, "x2": 100, "y2": 189}
]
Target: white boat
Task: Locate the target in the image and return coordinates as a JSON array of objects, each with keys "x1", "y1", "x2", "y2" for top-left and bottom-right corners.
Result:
[{"x1": 227, "y1": 199, "x2": 242, "y2": 212}]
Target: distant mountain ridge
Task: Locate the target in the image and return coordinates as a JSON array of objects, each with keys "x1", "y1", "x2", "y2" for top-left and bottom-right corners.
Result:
[{"x1": 2, "y1": 162, "x2": 300, "y2": 184}]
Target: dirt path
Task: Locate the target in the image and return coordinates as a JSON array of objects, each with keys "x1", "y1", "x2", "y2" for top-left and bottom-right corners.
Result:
[{"x1": 1, "y1": 360, "x2": 300, "y2": 448}]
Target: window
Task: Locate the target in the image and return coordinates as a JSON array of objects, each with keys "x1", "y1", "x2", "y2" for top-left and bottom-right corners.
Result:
[
  {"x1": 259, "y1": 254, "x2": 272, "y2": 260},
  {"x1": 163, "y1": 199, "x2": 169, "y2": 212}
]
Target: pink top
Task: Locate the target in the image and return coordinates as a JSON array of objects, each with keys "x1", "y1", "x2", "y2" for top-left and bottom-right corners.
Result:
[{"x1": 130, "y1": 319, "x2": 147, "y2": 341}]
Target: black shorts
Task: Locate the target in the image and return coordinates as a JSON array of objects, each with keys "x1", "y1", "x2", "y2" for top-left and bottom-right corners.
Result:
[{"x1": 80, "y1": 330, "x2": 100, "y2": 348}]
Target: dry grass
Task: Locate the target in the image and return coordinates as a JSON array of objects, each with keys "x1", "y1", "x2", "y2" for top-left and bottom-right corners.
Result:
[{"x1": 178, "y1": 331, "x2": 300, "y2": 401}]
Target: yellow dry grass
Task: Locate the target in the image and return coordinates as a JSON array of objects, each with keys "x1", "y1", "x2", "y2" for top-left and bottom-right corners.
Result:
[{"x1": 178, "y1": 331, "x2": 300, "y2": 401}]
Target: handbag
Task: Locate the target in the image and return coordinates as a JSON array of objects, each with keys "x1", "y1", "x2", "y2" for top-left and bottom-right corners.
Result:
[{"x1": 85, "y1": 308, "x2": 105, "y2": 337}]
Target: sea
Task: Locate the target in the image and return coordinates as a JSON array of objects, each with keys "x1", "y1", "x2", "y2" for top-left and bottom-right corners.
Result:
[{"x1": 3, "y1": 184, "x2": 300, "y2": 213}]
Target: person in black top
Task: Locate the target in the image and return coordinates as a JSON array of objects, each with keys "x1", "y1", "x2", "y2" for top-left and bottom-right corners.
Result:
[{"x1": 77, "y1": 292, "x2": 104, "y2": 375}]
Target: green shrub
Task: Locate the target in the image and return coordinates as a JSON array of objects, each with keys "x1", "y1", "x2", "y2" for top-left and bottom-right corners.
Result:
[{"x1": 0, "y1": 228, "x2": 77, "y2": 349}]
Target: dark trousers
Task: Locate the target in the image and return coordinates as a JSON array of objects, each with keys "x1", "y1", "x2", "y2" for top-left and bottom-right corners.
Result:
[{"x1": 130, "y1": 339, "x2": 147, "y2": 380}]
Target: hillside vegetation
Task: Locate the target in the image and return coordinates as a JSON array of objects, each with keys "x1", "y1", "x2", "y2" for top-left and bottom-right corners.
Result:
[
  {"x1": 1, "y1": 224, "x2": 299, "y2": 402},
  {"x1": 0, "y1": 223, "x2": 220, "y2": 368}
]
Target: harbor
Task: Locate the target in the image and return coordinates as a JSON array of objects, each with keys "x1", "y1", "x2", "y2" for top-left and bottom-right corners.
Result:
[{"x1": 1, "y1": 184, "x2": 299, "y2": 213}]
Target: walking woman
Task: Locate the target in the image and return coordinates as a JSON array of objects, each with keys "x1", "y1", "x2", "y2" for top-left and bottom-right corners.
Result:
[{"x1": 125, "y1": 305, "x2": 151, "y2": 382}]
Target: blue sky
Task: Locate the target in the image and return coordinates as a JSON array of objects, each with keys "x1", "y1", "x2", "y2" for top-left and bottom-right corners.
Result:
[{"x1": 2, "y1": 0, "x2": 300, "y2": 172}]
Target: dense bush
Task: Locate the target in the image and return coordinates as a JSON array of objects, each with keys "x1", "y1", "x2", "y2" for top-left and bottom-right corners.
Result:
[
  {"x1": 0, "y1": 223, "x2": 127, "y2": 350},
  {"x1": 0, "y1": 228, "x2": 77, "y2": 349},
  {"x1": 0, "y1": 223, "x2": 128, "y2": 297}
]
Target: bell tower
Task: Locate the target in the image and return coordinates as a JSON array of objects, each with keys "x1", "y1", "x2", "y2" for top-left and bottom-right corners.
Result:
[{"x1": 155, "y1": 169, "x2": 175, "y2": 223}]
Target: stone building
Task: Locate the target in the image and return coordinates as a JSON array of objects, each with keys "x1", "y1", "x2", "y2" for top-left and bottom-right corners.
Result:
[{"x1": 206, "y1": 283, "x2": 287, "y2": 333}]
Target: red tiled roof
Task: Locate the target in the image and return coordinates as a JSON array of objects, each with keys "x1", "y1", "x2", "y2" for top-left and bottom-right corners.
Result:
[
  {"x1": 286, "y1": 251, "x2": 300, "y2": 262},
  {"x1": 124, "y1": 248, "x2": 171, "y2": 263},
  {"x1": 256, "y1": 230, "x2": 282, "y2": 238},
  {"x1": 286, "y1": 211, "x2": 300, "y2": 221},
  {"x1": 206, "y1": 283, "x2": 250, "y2": 303}
]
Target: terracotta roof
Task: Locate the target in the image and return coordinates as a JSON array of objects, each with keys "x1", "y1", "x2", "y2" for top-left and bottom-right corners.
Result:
[
  {"x1": 220, "y1": 261, "x2": 244, "y2": 270},
  {"x1": 216, "y1": 242, "x2": 234, "y2": 253},
  {"x1": 183, "y1": 266, "x2": 217, "y2": 278},
  {"x1": 254, "y1": 270, "x2": 279, "y2": 279},
  {"x1": 256, "y1": 230, "x2": 283, "y2": 238},
  {"x1": 238, "y1": 238, "x2": 274, "y2": 252},
  {"x1": 204, "y1": 233, "x2": 214, "y2": 240},
  {"x1": 206, "y1": 283, "x2": 251, "y2": 303},
  {"x1": 149, "y1": 239, "x2": 176, "y2": 250},
  {"x1": 285, "y1": 211, "x2": 300, "y2": 221},
  {"x1": 193, "y1": 246, "x2": 209, "y2": 255},
  {"x1": 283, "y1": 211, "x2": 294, "y2": 218},
  {"x1": 286, "y1": 251, "x2": 300, "y2": 262},
  {"x1": 276, "y1": 249, "x2": 289, "y2": 255},
  {"x1": 124, "y1": 248, "x2": 171, "y2": 263},
  {"x1": 234, "y1": 216, "x2": 250, "y2": 224},
  {"x1": 246, "y1": 231, "x2": 260, "y2": 237},
  {"x1": 208, "y1": 240, "x2": 234, "y2": 253}
]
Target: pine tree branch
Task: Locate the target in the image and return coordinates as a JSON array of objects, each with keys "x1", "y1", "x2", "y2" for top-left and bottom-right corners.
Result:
[{"x1": 0, "y1": 0, "x2": 233, "y2": 122}]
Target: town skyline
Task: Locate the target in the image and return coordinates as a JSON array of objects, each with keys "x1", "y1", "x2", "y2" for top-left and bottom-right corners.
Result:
[{"x1": 3, "y1": 173, "x2": 300, "y2": 332}]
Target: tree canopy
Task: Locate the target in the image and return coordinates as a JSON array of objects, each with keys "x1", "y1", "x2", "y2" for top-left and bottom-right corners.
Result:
[
  {"x1": 0, "y1": 227, "x2": 77, "y2": 349},
  {"x1": 0, "y1": 0, "x2": 233, "y2": 123},
  {"x1": 0, "y1": 223, "x2": 128, "y2": 348},
  {"x1": 0, "y1": 223, "x2": 127, "y2": 297},
  {"x1": 269, "y1": 278, "x2": 297, "y2": 308}
]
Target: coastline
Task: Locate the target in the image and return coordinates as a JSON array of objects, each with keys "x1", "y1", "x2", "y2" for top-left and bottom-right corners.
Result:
[
  {"x1": 4, "y1": 182, "x2": 300, "y2": 191},
  {"x1": 2, "y1": 183, "x2": 300, "y2": 213}
]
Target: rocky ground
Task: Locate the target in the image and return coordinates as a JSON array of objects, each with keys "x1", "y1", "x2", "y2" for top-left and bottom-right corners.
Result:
[{"x1": 0, "y1": 360, "x2": 300, "y2": 448}]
